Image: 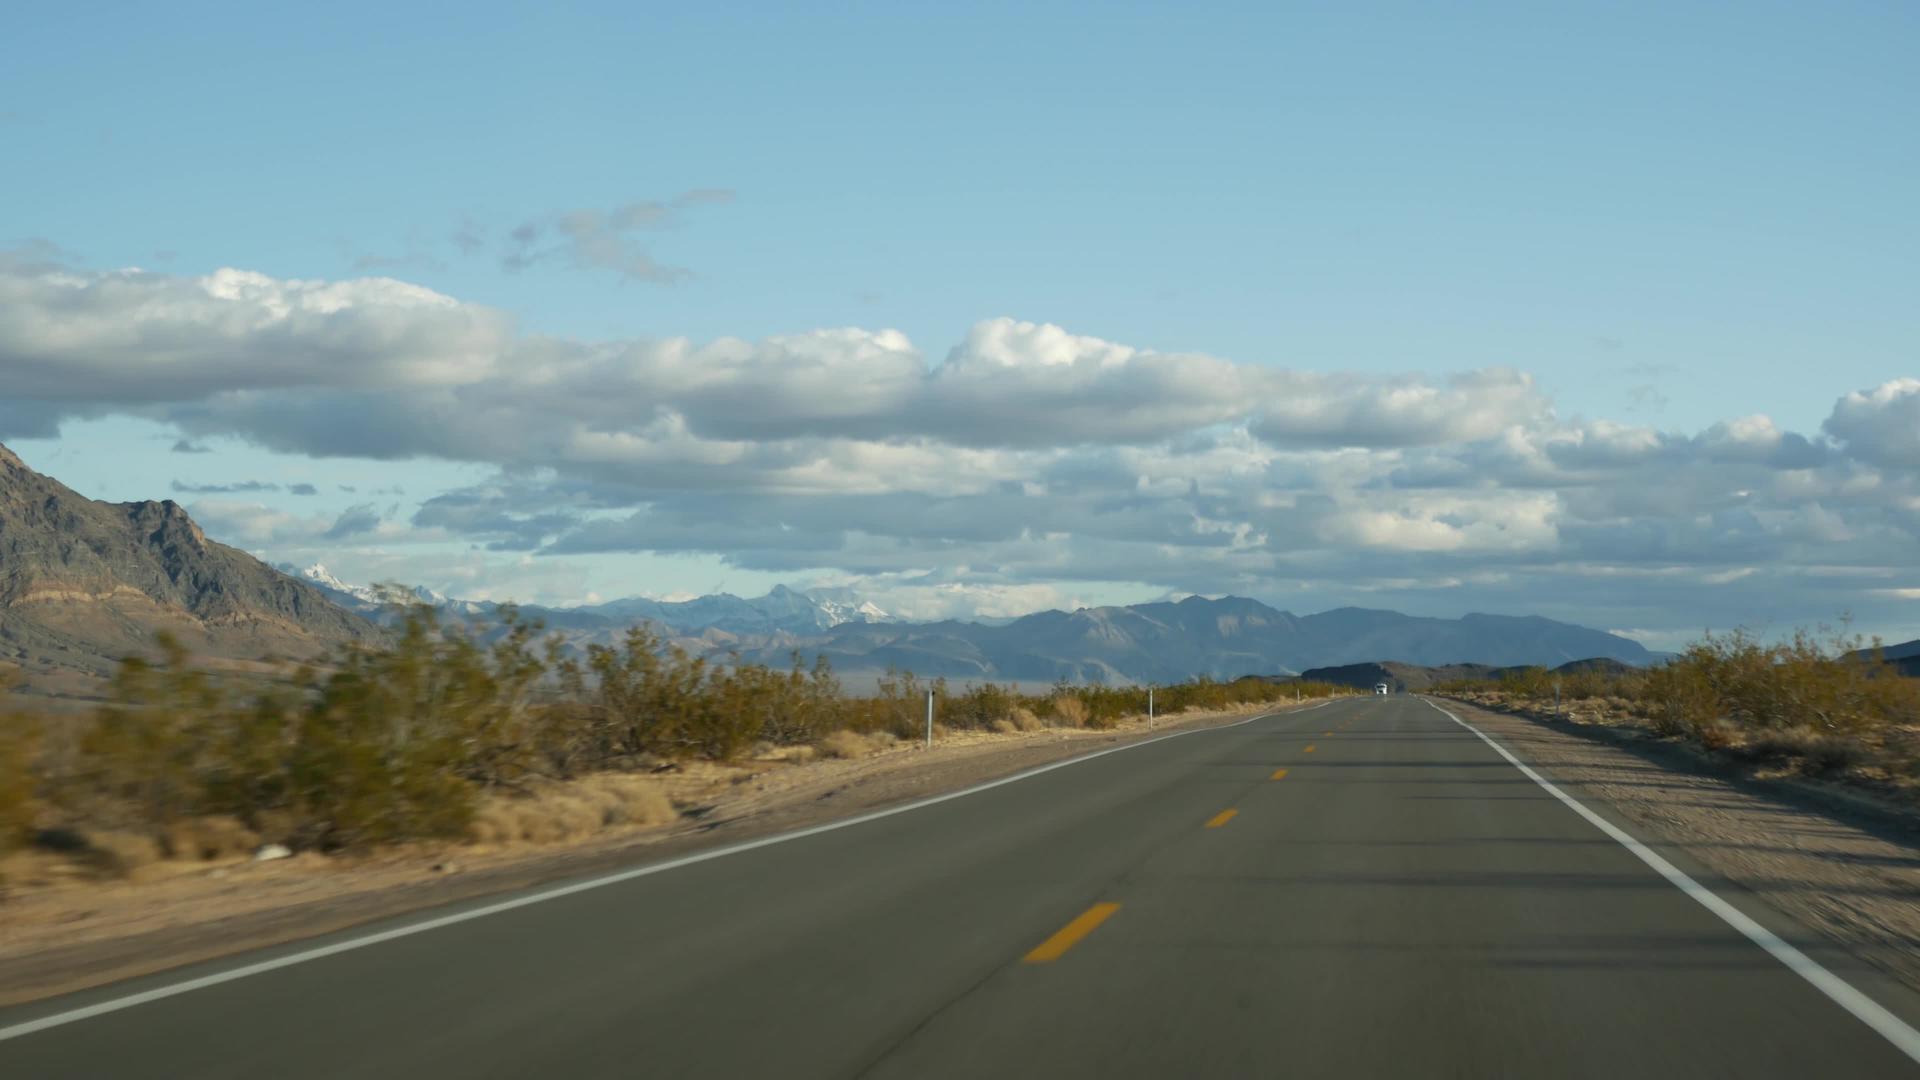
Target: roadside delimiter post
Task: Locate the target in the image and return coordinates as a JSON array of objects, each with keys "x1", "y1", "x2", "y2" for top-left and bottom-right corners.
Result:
[{"x1": 926, "y1": 689, "x2": 934, "y2": 749}]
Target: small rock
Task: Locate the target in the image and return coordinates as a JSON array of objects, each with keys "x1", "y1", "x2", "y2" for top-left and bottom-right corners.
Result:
[
  {"x1": 253, "y1": 843, "x2": 293, "y2": 862},
  {"x1": 431, "y1": 862, "x2": 459, "y2": 874}
]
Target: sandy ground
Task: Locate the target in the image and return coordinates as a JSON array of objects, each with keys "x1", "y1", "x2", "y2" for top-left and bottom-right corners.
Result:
[
  {"x1": 1439, "y1": 696, "x2": 1920, "y2": 995},
  {"x1": 0, "y1": 702, "x2": 1298, "y2": 1005}
]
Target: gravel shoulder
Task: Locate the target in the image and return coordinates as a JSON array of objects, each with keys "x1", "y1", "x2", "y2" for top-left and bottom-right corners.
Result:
[
  {"x1": 0, "y1": 703, "x2": 1298, "y2": 1006},
  {"x1": 1436, "y1": 695, "x2": 1920, "y2": 996}
]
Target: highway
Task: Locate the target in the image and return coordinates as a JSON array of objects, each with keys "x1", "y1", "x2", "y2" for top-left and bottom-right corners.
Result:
[{"x1": 4, "y1": 694, "x2": 1919, "y2": 1077}]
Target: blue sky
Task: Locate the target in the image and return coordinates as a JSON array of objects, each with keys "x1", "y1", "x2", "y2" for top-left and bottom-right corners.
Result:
[{"x1": 3, "y1": 2, "x2": 1917, "y2": 645}]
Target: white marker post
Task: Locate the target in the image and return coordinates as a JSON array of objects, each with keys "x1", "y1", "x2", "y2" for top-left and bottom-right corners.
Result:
[
  {"x1": 925, "y1": 689, "x2": 934, "y2": 749},
  {"x1": 1148, "y1": 688, "x2": 1154, "y2": 731}
]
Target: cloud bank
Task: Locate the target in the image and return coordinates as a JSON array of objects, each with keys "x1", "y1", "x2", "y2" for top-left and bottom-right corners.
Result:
[{"x1": 3, "y1": 251, "x2": 1916, "y2": 635}]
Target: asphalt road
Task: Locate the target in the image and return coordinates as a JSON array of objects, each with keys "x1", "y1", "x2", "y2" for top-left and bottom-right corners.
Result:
[{"x1": 5, "y1": 695, "x2": 1920, "y2": 1077}]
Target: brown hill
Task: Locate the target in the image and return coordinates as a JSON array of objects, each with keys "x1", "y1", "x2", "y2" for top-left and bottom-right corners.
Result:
[{"x1": 0, "y1": 443, "x2": 379, "y2": 702}]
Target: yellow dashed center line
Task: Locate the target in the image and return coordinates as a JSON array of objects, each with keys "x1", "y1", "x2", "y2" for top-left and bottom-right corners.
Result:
[
  {"x1": 1304, "y1": 744, "x2": 1317, "y2": 753},
  {"x1": 1270, "y1": 768, "x2": 1289, "y2": 780},
  {"x1": 1023, "y1": 903, "x2": 1121, "y2": 963},
  {"x1": 1204, "y1": 808, "x2": 1239, "y2": 828}
]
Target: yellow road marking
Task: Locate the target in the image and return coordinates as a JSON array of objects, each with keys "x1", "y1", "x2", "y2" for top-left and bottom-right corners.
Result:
[
  {"x1": 1205, "y1": 808, "x2": 1238, "y2": 828},
  {"x1": 1023, "y1": 903, "x2": 1121, "y2": 963},
  {"x1": 1304, "y1": 744, "x2": 1317, "y2": 753},
  {"x1": 1324, "y1": 730, "x2": 1333, "y2": 736},
  {"x1": 1270, "y1": 768, "x2": 1289, "y2": 780}
]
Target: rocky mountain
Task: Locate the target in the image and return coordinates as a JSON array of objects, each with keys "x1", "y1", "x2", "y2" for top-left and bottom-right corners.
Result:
[{"x1": 0, "y1": 444, "x2": 381, "y2": 700}]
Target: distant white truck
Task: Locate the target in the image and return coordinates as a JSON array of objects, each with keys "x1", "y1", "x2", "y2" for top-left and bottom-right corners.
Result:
[{"x1": 1374, "y1": 682, "x2": 1389, "y2": 696}]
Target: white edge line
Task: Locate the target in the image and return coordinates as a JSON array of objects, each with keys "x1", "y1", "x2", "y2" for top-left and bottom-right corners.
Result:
[
  {"x1": 0, "y1": 697, "x2": 1342, "y2": 1042},
  {"x1": 1421, "y1": 696, "x2": 1920, "y2": 1065}
]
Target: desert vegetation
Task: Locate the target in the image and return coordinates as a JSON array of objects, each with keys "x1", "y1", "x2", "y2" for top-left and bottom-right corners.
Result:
[
  {"x1": 1435, "y1": 627, "x2": 1920, "y2": 790},
  {"x1": 0, "y1": 606, "x2": 1343, "y2": 874}
]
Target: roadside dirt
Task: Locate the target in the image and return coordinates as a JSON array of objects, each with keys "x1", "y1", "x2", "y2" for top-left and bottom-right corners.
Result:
[
  {"x1": 1437, "y1": 696, "x2": 1920, "y2": 996},
  {"x1": 0, "y1": 702, "x2": 1304, "y2": 1006}
]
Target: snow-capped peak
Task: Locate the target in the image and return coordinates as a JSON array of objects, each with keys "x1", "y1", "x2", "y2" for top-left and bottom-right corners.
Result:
[
  {"x1": 298, "y1": 563, "x2": 379, "y2": 603},
  {"x1": 812, "y1": 595, "x2": 891, "y2": 627}
]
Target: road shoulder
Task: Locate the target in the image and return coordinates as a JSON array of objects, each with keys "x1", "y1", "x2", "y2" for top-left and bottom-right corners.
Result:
[{"x1": 1433, "y1": 696, "x2": 1920, "y2": 999}]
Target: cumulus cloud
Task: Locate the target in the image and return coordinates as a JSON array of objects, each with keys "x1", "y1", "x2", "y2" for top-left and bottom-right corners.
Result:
[
  {"x1": 1252, "y1": 368, "x2": 1552, "y2": 449},
  {"x1": 4, "y1": 252, "x2": 1918, "y2": 635},
  {"x1": 1825, "y1": 379, "x2": 1920, "y2": 468}
]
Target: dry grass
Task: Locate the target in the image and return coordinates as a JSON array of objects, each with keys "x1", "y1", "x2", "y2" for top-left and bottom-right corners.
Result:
[
  {"x1": 1011, "y1": 707, "x2": 1044, "y2": 732},
  {"x1": 469, "y1": 775, "x2": 677, "y2": 846},
  {"x1": 815, "y1": 729, "x2": 874, "y2": 760},
  {"x1": 1740, "y1": 728, "x2": 1871, "y2": 775},
  {"x1": 1049, "y1": 695, "x2": 1089, "y2": 728},
  {"x1": 990, "y1": 717, "x2": 1019, "y2": 735},
  {"x1": 162, "y1": 815, "x2": 260, "y2": 862}
]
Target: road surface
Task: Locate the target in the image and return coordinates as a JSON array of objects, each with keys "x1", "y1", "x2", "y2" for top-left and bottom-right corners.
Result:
[{"x1": 5, "y1": 695, "x2": 1919, "y2": 1077}]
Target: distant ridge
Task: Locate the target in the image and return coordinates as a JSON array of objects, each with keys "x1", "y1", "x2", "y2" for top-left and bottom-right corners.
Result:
[
  {"x1": 1291, "y1": 657, "x2": 1638, "y2": 693},
  {"x1": 296, "y1": 565, "x2": 1662, "y2": 686}
]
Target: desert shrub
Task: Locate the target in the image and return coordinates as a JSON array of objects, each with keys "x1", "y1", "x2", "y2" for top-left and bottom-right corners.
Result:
[
  {"x1": 1643, "y1": 628, "x2": 1920, "y2": 739},
  {"x1": 1049, "y1": 695, "x2": 1089, "y2": 728},
  {"x1": 0, "y1": 705, "x2": 35, "y2": 865},
  {"x1": 946, "y1": 683, "x2": 1019, "y2": 731},
  {"x1": 862, "y1": 669, "x2": 947, "y2": 740},
  {"x1": 83, "y1": 634, "x2": 229, "y2": 845},
  {"x1": 5, "y1": 608, "x2": 1373, "y2": 863}
]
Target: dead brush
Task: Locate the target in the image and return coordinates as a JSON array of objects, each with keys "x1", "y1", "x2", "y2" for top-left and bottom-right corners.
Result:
[
  {"x1": 1049, "y1": 696, "x2": 1089, "y2": 728},
  {"x1": 162, "y1": 815, "x2": 260, "y2": 861},
  {"x1": 1739, "y1": 728, "x2": 1869, "y2": 776},
  {"x1": 814, "y1": 730, "x2": 872, "y2": 760},
  {"x1": 470, "y1": 774, "x2": 676, "y2": 846}
]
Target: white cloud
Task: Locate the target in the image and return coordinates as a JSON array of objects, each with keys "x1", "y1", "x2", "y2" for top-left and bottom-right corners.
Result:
[
  {"x1": 1825, "y1": 379, "x2": 1920, "y2": 468},
  {"x1": 5, "y1": 253, "x2": 1919, "y2": 637}
]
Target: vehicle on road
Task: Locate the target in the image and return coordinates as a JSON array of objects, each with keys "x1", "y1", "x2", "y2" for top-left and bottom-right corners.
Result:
[{"x1": 1374, "y1": 682, "x2": 1389, "y2": 695}]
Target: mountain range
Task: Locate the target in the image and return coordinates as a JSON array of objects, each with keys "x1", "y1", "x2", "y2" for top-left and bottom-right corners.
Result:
[
  {"x1": 289, "y1": 564, "x2": 892, "y2": 638},
  {"x1": 0, "y1": 441, "x2": 1681, "y2": 700},
  {"x1": 292, "y1": 562, "x2": 1663, "y2": 684}
]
